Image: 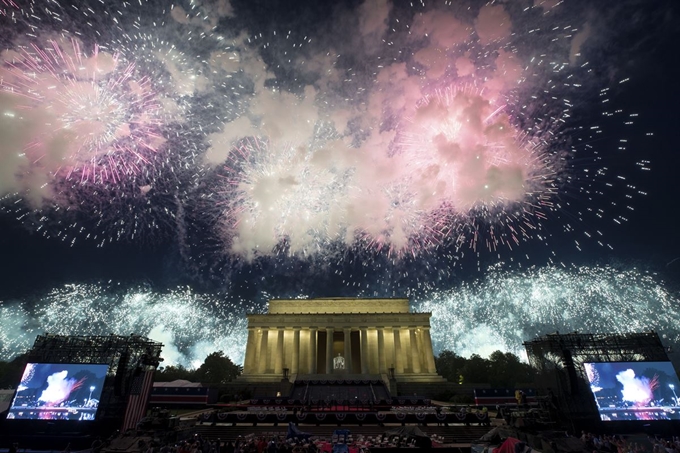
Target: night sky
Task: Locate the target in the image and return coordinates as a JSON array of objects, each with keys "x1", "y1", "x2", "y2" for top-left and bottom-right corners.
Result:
[{"x1": 0, "y1": 0, "x2": 679, "y2": 367}]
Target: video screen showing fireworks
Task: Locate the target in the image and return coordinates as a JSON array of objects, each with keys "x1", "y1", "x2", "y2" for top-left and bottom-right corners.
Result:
[
  {"x1": 7, "y1": 363, "x2": 108, "y2": 421},
  {"x1": 585, "y1": 361, "x2": 680, "y2": 422}
]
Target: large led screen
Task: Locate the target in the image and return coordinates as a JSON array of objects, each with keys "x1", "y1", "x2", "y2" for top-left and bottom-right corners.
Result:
[
  {"x1": 7, "y1": 363, "x2": 108, "y2": 421},
  {"x1": 585, "y1": 361, "x2": 680, "y2": 421}
]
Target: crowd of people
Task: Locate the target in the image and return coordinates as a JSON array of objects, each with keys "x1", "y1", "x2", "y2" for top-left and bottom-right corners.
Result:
[
  {"x1": 131, "y1": 433, "x2": 230, "y2": 453},
  {"x1": 126, "y1": 430, "x2": 442, "y2": 453},
  {"x1": 124, "y1": 433, "x2": 334, "y2": 453},
  {"x1": 580, "y1": 432, "x2": 638, "y2": 453},
  {"x1": 579, "y1": 431, "x2": 680, "y2": 453},
  {"x1": 651, "y1": 437, "x2": 680, "y2": 453},
  {"x1": 118, "y1": 427, "x2": 680, "y2": 453}
]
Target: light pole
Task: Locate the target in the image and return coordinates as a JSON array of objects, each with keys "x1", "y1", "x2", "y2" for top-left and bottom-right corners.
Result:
[
  {"x1": 670, "y1": 384, "x2": 678, "y2": 406},
  {"x1": 88, "y1": 386, "x2": 95, "y2": 405}
]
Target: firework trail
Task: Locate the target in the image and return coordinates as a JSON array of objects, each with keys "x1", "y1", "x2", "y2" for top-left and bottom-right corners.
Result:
[{"x1": 0, "y1": 0, "x2": 18, "y2": 16}]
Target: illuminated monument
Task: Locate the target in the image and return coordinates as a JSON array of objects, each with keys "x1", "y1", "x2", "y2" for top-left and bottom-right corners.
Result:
[{"x1": 240, "y1": 298, "x2": 444, "y2": 383}]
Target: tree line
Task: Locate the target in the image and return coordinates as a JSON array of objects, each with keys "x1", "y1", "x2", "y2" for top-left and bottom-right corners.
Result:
[
  {"x1": 435, "y1": 350, "x2": 535, "y2": 387},
  {"x1": 1, "y1": 349, "x2": 532, "y2": 391},
  {"x1": 153, "y1": 351, "x2": 242, "y2": 384}
]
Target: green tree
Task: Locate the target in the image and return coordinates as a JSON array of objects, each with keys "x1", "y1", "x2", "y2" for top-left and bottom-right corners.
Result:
[
  {"x1": 487, "y1": 351, "x2": 535, "y2": 387},
  {"x1": 153, "y1": 364, "x2": 195, "y2": 382},
  {"x1": 194, "y1": 351, "x2": 242, "y2": 384},
  {"x1": 460, "y1": 354, "x2": 489, "y2": 384},
  {"x1": 435, "y1": 350, "x2": 467, "y2": 384}
]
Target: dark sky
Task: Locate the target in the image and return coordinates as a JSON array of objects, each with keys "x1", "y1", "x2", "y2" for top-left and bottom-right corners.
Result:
[
  {"x1": 0, "y1": 1, "x2": 680, "y2": 297},
  {"x1": 0, "y1": 1, "x2": 680, "y2": 296}
]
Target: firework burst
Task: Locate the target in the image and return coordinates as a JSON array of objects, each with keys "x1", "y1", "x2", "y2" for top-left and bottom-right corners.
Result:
[
  {"x1": 0, "y1": 283, "x2": 257, "y2": 367},
  {"x1": 417, "y1": 263, "x2": 680, "y2": 359},
  {"x1": 0, "y1": 38, "x2": 165, "y2": 189},
  {"x1": 388, "y1": 85, "x2": 560, "y2": 255},
  {"x1": 217, "y1": 137, "x2": 358, "y2": 258}
]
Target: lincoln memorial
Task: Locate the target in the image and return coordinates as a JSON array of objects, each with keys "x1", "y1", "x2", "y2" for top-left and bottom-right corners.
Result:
[{"x1": 240, "y1": 298, "x2": 444, "y2": 383}]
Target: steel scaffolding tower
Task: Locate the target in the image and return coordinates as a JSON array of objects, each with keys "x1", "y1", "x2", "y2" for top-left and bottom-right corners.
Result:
[
  {"x1": 25, "y1": 333, "x2": 163, "y2": 429},
  {"x1": 524, "y1": 331, "x2": 669, "y2": 426}
]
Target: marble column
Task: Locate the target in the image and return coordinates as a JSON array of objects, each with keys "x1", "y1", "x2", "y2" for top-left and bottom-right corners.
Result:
[
  {"x1": 416, "y1": 328, "x2": 426, "y2": 373},
  {"x1": 254, "y1": 330, "x2": 262, "y2": 368},
  {"x1": 244, "y1": 329, "x2": 257, "y2": 374},
  {"x1": 360, "y1": 328, "x2": 368, "y2": 374},
  {"x1": 393, "y1": 328, "x2": 404, "y2": 373},
  {"x1": 257, "y1": 328, "x2": 269, "y2": 374},
  {"x1": 422, "y1": 327, "x2": 437, "y2": 373},
  {"x1": 326, "y1": 327, "x2": 334, "y2": 374},
  {"x1": 309, "y1": 328, "x2": 318, "y2": 374},
  {"x1": 343, "y1": 328, "x2": 353, "y2": 373},
  {"x1": 274, "y1": 328, "x2": 284, "y2": 374},
  {"x1": 291, "y1": 329, "x2": 300, "y2": 374},
  {"x1": 409, "y1": 328, "x2": 421, "y2": 373},
  {"x1": 377, "y1": 328, "x2": 386, "y2": 374}
]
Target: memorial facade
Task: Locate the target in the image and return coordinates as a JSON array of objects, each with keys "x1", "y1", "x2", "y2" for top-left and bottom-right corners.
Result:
[{"x1": 240, "y1": 298, "x2": 444, "y2": 383}]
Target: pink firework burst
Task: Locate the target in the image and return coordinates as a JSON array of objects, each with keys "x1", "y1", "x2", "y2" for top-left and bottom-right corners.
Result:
[
  {"x1": 0, "y1": 38, "x2": 165, "y2": 189},
  {"x1": 393, "y1": 85, "x2": 559, "y2": 254}
]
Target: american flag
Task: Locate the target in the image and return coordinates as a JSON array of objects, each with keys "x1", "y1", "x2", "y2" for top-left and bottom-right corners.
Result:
[{"x1": 122, "y1": 369, "x2": 154, "y2": 431}]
